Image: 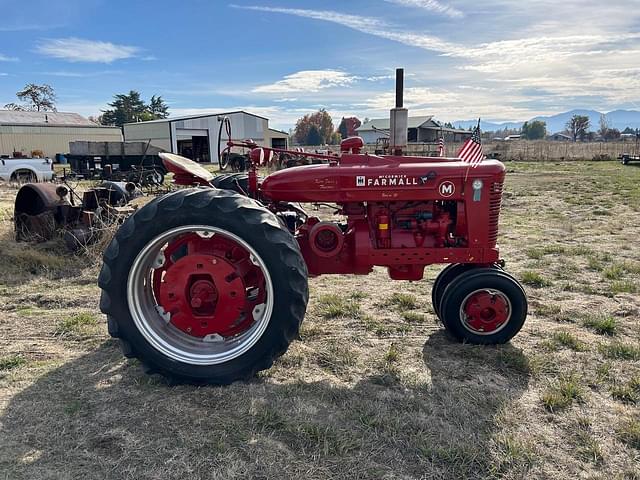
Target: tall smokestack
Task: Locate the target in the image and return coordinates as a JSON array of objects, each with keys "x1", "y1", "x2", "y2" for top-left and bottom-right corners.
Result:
[
  {"x1": 395, "y1": 68, "x2": 404, "y2": 108},
  {"x1": 389, "y1": 68, "x2": 408, "y2": 155}
]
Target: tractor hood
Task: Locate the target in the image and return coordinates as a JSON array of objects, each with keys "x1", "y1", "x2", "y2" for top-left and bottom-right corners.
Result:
[{"x1": 260, "y1": 155, "x2": 506, "y2": 203}]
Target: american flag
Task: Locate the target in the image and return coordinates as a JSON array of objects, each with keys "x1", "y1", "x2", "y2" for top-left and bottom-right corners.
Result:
[
  {"x1": 457, "y1": 121, "x2": 485, "y2": 167},
  {"x1": 437, "y1": 136, "x2": 445, "y2": 157}
]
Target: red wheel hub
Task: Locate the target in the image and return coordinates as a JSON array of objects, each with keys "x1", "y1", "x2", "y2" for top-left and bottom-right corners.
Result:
[
  {"x1": 152, "y1": 233, "x2": 266, "y2": 338},
  {"x1": 462, "y1": 290, "x2": 510, "y2": 333}
]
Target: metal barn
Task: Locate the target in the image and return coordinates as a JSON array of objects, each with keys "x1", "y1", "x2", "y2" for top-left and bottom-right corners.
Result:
[
  {"x1": 0, "y1": 110, "x2": 123, "y2": 158},
  {"x1": 123, "y1": 111, "x2": 288, "y2": 163}
]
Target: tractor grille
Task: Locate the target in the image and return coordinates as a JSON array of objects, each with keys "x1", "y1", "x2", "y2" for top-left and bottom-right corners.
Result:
[{"x1": 488, "y1": 181, "x2": 503, "y2": 245}]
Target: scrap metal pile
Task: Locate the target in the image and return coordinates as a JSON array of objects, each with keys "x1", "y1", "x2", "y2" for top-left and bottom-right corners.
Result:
[{"x1": 14, "y1": 181, "x2": 141, "y2": 251}]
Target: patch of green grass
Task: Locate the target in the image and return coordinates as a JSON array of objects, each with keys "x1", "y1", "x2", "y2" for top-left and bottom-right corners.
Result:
[
  {"x1": 595, "y1": 362, "x2": 612, "y2": 383},
  {"x1": 621, "y1": 261, "x2": 640, "y2": 274},
  {"x1": 349, "y1": 291, "x2": 368, "y2": 300},
  {"x1": 64, "y1": 400, "x2": 82, "y2": 415},
  {"x1": 0, "y1": 354, "x2": 27, "y2": 371},
  {"x1": 294, "y1": 422, "x2": 359, "y2": 456},
  {"x1": 552, "y1": 331, "x2": 588, "y2": 352},
  {"x1": 385, "y1": 293, "x2": 418, "y2": 310},
  {"x1": 582, "y1": 314, "x2": 617, "y2": 336},
  {"x1": 54, "y1": 313, "x2": 98, "y2": 336},
  {"x1": 490, "y1": 434, "x2": 536, "y2": 475},
  {"x1": 384, "y1": 343, "x2": 400, "y2": 363},
  {"x1": 534, "y1": 303, "x2": 561, "y2": 317},
  {"x1": 617, "y1": 419, "x2": 640, "y2": 450},
  {"x1": 316, "y1": 294, "x2": 361, "y2": 319},
  {"x1": 496, "y1": 349, "x2": 531, "y2": 374},
  {"x1": 610, "y1": 384, "x2": 638, "y2": 404},
  {"x1": 525, "y1": 248, "x2": 543, "y2": 260},
  {"x1": 541, "y1": 374, "x2": 584, "y2": 412},
  {"x1": 599, "y1": 342, "x2": 640, "y2": 361},
  {"x1": 521, "y1": 271, "x2": 551, "y2": 288},
  {"x1": 15, "y1": 306, "x2": 42, "y2": 317},
  {"x1": 401, "y1": 311, "x2": 426, "y2": 323},
  {"x1": 362, "y1": 315, "x2": 393, "y2": 336},
  {"x1": 603, "y1": 264, "x2": 625, "y2": 280},
  {"x1": 575, "y1": 430, "x2": 604, "y2": 464},
  {"x1": 316, "y1": 340, "x2": 358, "y2": 374},
  {"x1": 586, "y1": 256, "x2": 604, "y2": 271},
  {"x1": 610, "y1": 280, "x2": 638, "y2": 295}
]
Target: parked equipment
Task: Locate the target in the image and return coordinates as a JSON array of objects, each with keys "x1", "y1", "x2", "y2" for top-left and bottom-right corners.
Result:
[
  {"x1": 99, "y1": 69, "x2": 528, "y2": 385},
  {"x1": 619, "y1": 131, "x2": 640, "y2": 165},
  {"x1": 65, "y1": 141, "x2": 166, "y2": 186}
]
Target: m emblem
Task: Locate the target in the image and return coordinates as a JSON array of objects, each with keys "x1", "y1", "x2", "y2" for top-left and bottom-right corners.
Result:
[
  {"x1": 439, "y1": 181, "x2": 455, "y2": 197},
  {"x1": 356, "y1": 175, "x2": 365, "y2": 187}
]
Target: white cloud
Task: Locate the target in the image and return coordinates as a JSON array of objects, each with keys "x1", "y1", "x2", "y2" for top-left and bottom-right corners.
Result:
[
  {"x1": 0, "y1": 54, "x2": 19, "y2": 62},
  {"x1": 41, "y1": 70, "x2": 122, "y2": 77},
  {"x1": 383, "y1": 0, "x2": 463, "y2": 18},
  {"x1": 252, "y1": 70, "x2": 358, "y2": 94},
  {"x1": 36, "y1": 38, "x2": 140, "y2": 63},
  {"x1": 233, "y1": 3, "x2": 640, "y2": 119},
  {"x1": 231, "y1": 5, "x2": 460, "y2": 53}
]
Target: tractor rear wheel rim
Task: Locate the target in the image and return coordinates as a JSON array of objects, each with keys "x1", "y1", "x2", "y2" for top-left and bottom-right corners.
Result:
[
  {"x1": 459, "y1": 288, "x2": 511, "y2": 335},
  {"x1": 127, "y1": 225, "x2": 274, "y2": 365}
]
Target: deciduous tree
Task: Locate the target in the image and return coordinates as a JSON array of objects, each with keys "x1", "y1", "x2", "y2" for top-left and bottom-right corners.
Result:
[
  {"x1": 307, "y1": 125, "x2": 322, "y2": 145},
  {"x1": 566, "y1": 115, "x2": 590, "y2": 142},
  {"x1": 293, "y1": 109, "x2": 337, "y2": 145},
  {"x1": 521, "y1": 120, "x2": 547, "y2": 140},
  {"x1": 4, "y1": 83, "x2": 56, "y2": 111}
]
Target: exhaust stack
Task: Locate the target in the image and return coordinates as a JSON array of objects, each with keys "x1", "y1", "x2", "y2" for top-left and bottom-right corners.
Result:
[{"x1": 389, "y1": 68, "x2": 408, "y2": 155}]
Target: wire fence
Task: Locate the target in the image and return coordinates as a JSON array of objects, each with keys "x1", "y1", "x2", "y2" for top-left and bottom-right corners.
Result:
[{"x1": 299, "y1": 140, "x2": 636, "y2": 161}]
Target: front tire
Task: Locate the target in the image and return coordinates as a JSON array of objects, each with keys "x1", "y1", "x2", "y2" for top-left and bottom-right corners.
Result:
[
  {"x1": 439, "y1": 269, "x2": 527, "y2": 344},
  {"x1": 99, "y1": 188, "x2": 309, "y2": 384},
  {"x1": 431, "y1": 264, "x2": 475, "y2": 319}
]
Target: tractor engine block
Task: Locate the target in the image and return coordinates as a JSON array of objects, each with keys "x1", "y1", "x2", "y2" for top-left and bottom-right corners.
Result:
[{"x1": 297, "y1": 199, "x2": 472, "y2": 281}]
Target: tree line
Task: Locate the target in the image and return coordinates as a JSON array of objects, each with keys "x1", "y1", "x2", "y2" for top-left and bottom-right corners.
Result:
[
  {"x1": 4, "y1": 83, "x2": 636, "y2": 143},
  {"x1": 3, "y1": 83, "x2": 169, "y2": 126}
]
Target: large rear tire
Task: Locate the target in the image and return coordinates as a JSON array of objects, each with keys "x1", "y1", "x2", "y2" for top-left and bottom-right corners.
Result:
[{"x1": 99, "y1": 188, "x2": 309, "y2": 384}]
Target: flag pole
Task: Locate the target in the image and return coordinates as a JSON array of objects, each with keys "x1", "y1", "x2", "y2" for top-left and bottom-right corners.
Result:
[{"x1": 464, "y1": 118, "x2": 481, "y2": 182}]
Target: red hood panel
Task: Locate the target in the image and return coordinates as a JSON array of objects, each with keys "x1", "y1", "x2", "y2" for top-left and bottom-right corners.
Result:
[{"x1": 260, "y1": 157, "x2": 506, "y2": 203}]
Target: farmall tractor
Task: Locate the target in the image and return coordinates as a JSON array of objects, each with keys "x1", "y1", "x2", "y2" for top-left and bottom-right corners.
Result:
[{"x1": 99, "y1": 70, "x2": 528, "y2": 384}]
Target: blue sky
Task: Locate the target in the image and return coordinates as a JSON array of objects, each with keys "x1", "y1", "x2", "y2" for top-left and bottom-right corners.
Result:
[{"x1": 1, "y1": 0, "x2": 639, "y2": 129}]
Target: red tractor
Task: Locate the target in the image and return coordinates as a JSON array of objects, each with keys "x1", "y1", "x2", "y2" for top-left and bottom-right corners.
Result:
[{"x1": 99, "y1": 69, "x2": 528, "y2": 384}]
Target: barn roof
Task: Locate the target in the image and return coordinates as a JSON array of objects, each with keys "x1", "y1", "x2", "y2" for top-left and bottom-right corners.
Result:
[
  {"x1": 0, "y1": 110, "x2": 101, "y2": 127},
  {"x1": 356, "y1": 116, "x2": 434, "y2": 131}
]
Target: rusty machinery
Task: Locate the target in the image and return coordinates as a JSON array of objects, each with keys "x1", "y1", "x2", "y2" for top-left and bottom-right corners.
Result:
[
  {"x1": 15, "y1": 181, "x2": 140, "y2": 250},
  {"x1": 99, "y1": 69, "x2": 529, "y2": 385}
]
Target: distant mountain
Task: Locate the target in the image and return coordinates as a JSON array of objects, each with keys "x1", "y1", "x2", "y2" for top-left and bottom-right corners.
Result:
[
  {"x1": 451, "y1": 109, "x2": 640, "y2": 133},
  {"x1": 451, "y1": 120, "x2": 522, "y2": 131}
]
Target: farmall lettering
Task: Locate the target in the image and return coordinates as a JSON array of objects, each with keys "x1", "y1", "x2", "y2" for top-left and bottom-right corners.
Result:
[{"x1": 356, "y1": 174, "x2": 420, "y2": 188}]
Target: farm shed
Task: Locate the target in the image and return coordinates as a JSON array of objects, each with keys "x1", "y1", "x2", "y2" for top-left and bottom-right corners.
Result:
[
  {"x1": 356, "y1": 116, "x2": 471, "y2": 145},
  {"x1": 0, "y1": 110, "x2": 123, "y2": 158},
  {"x1": 123, "y1": 111, "x2": 288, "y2": 163}
]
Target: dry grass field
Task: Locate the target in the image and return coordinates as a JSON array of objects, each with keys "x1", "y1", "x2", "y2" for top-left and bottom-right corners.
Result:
[{"x1": 0, "y1": 161, "x2": 639, "y2": 479}]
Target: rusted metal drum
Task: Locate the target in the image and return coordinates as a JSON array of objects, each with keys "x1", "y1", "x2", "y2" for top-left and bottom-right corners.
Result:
[{"x1": 14, "y1": 183, "x2": 68, "y2": 241}]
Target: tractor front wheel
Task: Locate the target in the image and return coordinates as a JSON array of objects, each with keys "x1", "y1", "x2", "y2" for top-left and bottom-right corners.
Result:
[
  {"x1": 431, "y1": 263, "x2": 475, "y2": 320},
  {"x1": 439, "y1": 269, "x2": 527, "y2": 344},
  {"x1": 99, "y1": 188, "x2": 309, "y2": 384}
]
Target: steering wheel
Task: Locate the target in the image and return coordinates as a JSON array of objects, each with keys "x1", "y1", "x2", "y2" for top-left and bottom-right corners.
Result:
[{"x1": 217, "y1": 116, "x2": 232, "y2": 171}]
